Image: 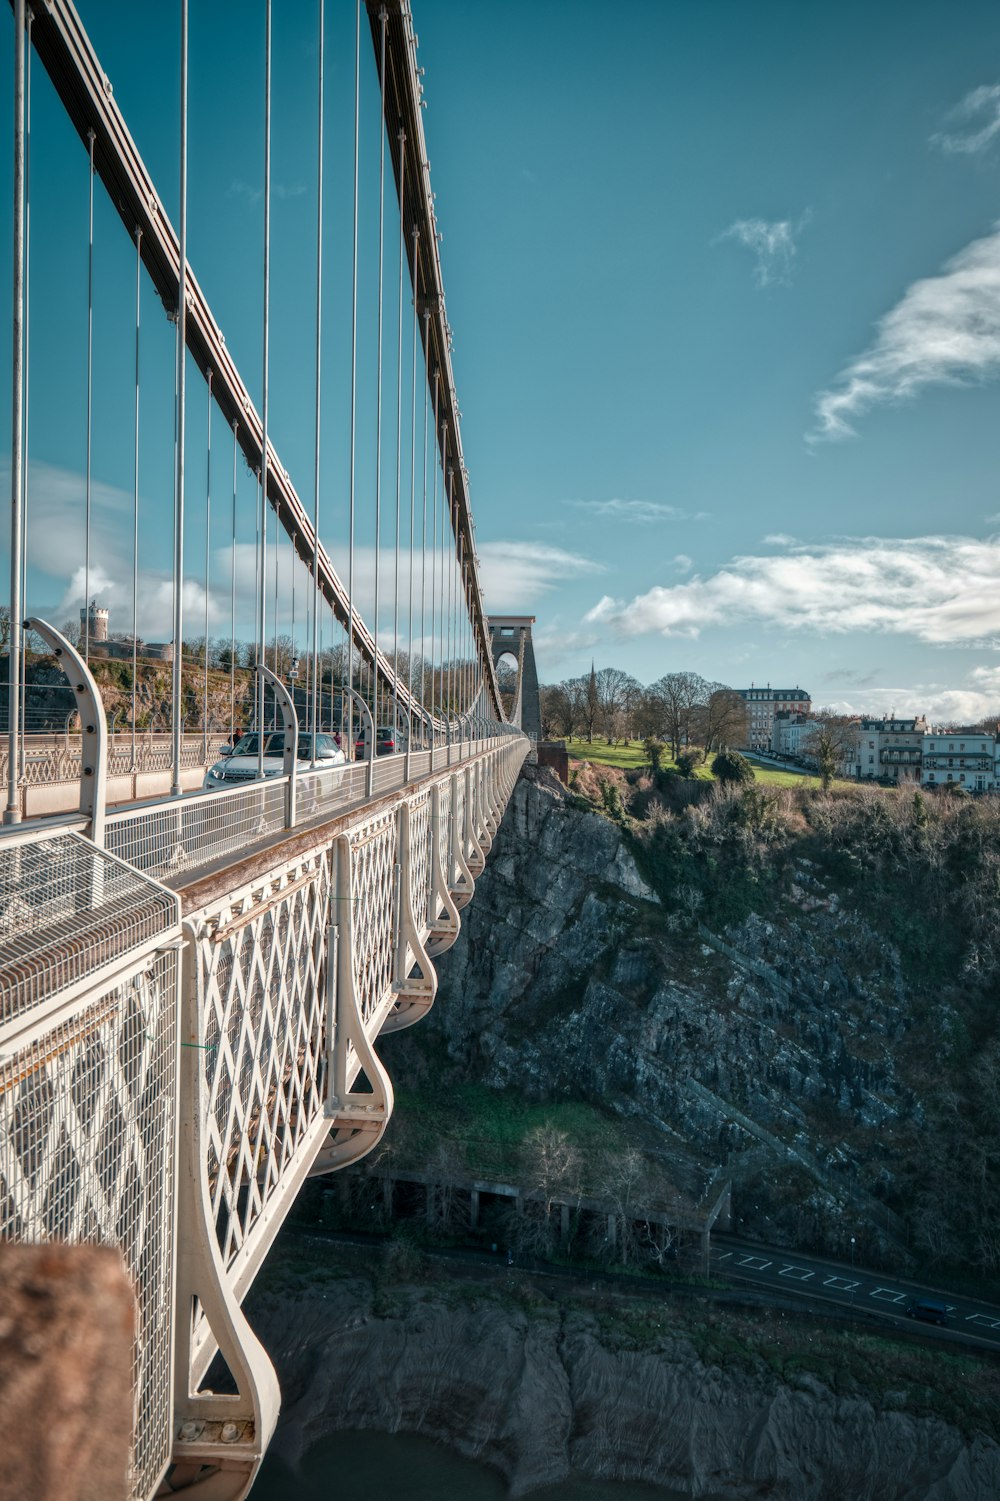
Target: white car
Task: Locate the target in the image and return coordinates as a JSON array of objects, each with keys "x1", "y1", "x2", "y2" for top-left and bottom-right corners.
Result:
[{"x1": 203, "y1": 731, "x2": 346, "y2": 791}]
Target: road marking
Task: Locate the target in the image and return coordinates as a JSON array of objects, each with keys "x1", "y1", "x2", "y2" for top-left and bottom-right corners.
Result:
[
  {"x1": 823, "y1": 1275, "x2": 860, "y2": 1291},
  {"x1": 737, "y1": 1255, "x2": 773, "y2": 1270},
  {"x1": 966, "y1": 1313, "x2": 1000, "y2": 1329},
  {"x1": 713, "y1": 1251, "x2": 733, "y2": 1262},
  {"x1": 779, "y1": 1265, "x2": 814, "y2": 1281},
  {"x1": 870, "y1": 1287, "x2": 905, "y2": 1304}
]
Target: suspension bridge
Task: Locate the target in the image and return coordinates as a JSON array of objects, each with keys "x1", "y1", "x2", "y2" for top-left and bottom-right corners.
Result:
[{"x1": 0, "y1": 3, "x2": 533, "y2": 1496}]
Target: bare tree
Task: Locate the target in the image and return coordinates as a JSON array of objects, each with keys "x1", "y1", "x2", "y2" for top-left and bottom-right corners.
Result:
[
  {"x1": 595, "y1": 666, "x2": 639, "y2": 743},
  {"x1": 694, "y1": 686, "x2": 747, "y2": 760},
  {"x1": 803, "y1": 718, "x2": 857, "y2": 790},
  {"x1": 649, "y1": 671, "x2": 706, "y2": 759}
]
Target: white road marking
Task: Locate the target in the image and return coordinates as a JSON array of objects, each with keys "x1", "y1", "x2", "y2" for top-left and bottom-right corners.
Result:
[
  {"x1": 870, "y1": 1288, "x2": 906, "y2": 1304},
  {"x1": 966, "y1": 1313, "x2": 1000, "y2": 1329},
  {"x1": 779, "y1": 1265, "x2": 814, "y2": 1281},
  {"x1": 713, "y1": 1251, "x2": 733, "y2": 1261},
  {"x1": 737, "y1": 1255, "x2": 773, "y2": 1270},
  {"x1": 823, "y1": 1275, "x2": 860, "y2": 1291}
]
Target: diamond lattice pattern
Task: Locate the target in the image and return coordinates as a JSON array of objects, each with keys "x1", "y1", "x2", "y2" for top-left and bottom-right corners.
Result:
[{"x1": 201, "y1": 854, "x2": 330, "y2": 1275}]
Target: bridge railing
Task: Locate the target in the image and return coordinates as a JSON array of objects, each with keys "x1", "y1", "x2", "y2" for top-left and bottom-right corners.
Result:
[
  {"x1": 0, "y1": 828, "x2": 183, "y2": 1500},
  {"x1": 101, "y1": 733, "x2": 515, "y2": 883},
  {"x1": 2, "y1": 731, "x2": 528, "y2": 1499}
]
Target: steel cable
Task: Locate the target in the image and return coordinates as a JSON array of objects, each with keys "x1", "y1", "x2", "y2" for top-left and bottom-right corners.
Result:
[
  {"x1": 372, "y1": 5, "x2": 387, "y2": 744},
  {"x1": 311, "y1": 0, "x2": 324, "y2": 758},
  {"x1": 170, "y1": 0, "x2": 188, "y2": 794},
  {"x1": 346, "y1": 0, "x2": 361, "y2": 758}
]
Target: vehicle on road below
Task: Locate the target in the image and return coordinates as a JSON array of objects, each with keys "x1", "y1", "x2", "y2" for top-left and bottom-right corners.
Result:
[
  {"x1": 203, "y1": 731, "x2": 346, "y2": 790},
  {"x1": 905, "y1": 1298, "x2": 948, "y2": 1326}
]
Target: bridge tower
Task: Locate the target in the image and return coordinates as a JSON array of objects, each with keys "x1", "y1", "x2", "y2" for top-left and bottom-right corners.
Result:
[{"x1": 488, "y1": 616, "x2": 540, "y2": 741}]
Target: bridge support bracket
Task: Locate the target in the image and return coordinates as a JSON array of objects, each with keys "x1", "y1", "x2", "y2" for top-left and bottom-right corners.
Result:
[
  {"x1": 381, "y1": 799, "x2": 437, "y2": 1033},
  {"x1": 166, "y1": 924, "x2": 280, "y2": 1501},
  {"x1": 310, "y1": 836, "x2": 394, "y2": 1176},
  {"x1": 426, "y1": 780, "x2": 461, "y2": 957}
]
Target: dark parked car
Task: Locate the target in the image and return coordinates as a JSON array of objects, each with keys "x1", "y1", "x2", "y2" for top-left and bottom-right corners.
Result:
[
  {"x1": 355, "y1": 726, "x2": 402, "y2": 757},
  {"x1": 905, "y1": 1298, "x2": 947, "y2": 1326}
]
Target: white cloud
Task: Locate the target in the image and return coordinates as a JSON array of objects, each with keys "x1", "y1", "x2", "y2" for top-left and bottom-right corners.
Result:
[
  {"x1": 811, "y1": 224, "x2": 1000, "y2": 441},
  {"x1": 931, "y1": 84, "x2": 1000, "y2": 155},
  {"x1": 585, "y1": 534, "x2": 1000, "y2": 646},
  {"x1": 718, "y1": 215, "x2": 807, "y2": 287},
  {"x1": 475, "y1": 541, "x2": 601, "y2": 611},
  {"x1": 672, "y1": 554, "x2": 693, "y2": 574},
  {"x1": 568, "y1": 498, "x2": 707, "y2": 524},
  {"x1": 227, "y1": 179, "x2": 307, "y2": 206},
  {"x1": 763, "y1": 533, "x2": 797, "y2": 546},
  {"x1": 824, "y1": 681, "x2": 1000, "y2": 725}
]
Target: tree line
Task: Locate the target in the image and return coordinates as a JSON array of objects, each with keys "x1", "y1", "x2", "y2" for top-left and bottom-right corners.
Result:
[{"x1": 540, "y1": 668, "x2": 747, "y2": 760}]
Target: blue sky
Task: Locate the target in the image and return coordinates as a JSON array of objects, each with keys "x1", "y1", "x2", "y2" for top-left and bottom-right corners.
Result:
[{"x1": 6, "y1": 1, "x2": 1000, "y2": 720}]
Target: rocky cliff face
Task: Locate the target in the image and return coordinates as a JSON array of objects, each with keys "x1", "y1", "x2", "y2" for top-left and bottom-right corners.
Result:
[
  {"x1": 252, "y1": 1268, "x2": 1000, "y2": 1501},
  {"x1": 391, "y1": 765, "x2": 934, "y2": 1255}
]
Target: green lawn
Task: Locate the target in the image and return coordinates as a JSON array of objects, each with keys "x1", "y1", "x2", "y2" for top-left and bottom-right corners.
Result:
[
  {"x1": 565, "y1": 737, "x2": 716, "y2": 778},
  {"x1": 564, "y1": 738, "x2": 855, "y2": 790}
]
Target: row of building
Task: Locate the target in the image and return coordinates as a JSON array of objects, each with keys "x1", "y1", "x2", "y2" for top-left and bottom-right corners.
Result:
[{"x1": 737, "y1": 685, "x2": 998, "y2": 791}]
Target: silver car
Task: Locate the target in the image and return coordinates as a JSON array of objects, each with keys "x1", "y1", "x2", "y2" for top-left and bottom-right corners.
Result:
[{"x1": 203, "y1": 731, "x2": 346, "y2": 791}]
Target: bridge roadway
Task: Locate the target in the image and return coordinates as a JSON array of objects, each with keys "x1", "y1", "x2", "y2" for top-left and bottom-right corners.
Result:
[
  {"x1": 0, "y1": 729, "x2": 528, "y2": 1501},
  {"x1": 712, "y1": 1235, "x2": 1000, "y2": 1354}
]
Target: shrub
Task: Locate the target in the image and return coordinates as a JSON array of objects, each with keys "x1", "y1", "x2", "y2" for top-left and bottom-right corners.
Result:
[
  {"x1": 712, "y1": 749, "x2": 754, "y2": 786},
  {"x1": 644, "y1": 736, "x2": 666, "y2": 771}
]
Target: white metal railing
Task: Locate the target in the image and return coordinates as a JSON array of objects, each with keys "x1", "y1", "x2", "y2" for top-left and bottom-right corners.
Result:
[
  {"x1": 105, "y1": 778, "x2": 288, "y2": 879},
  {"x1": 0, "y1": 734, "x2": 529, "y2": 1501},
  {"x1": 98, "y1": 736, "x2": 509, "y2": 883},
  {"x1": 0, "y1": 834, "x2": 182, "y2": 1501}
]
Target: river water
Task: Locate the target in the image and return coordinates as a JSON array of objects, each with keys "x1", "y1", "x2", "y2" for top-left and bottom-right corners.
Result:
[{"x1": 252, "y1": 1430, "x2": 699, "y2": 1500}]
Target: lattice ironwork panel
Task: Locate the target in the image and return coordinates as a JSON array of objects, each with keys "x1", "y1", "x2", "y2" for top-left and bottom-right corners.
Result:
[
  {"x1": 453, "y1": 777, "x2": 466, "y2": 872},
  {"x1": 106, "y1": 780, "x2": 287, "y2": 879},
  {"x1": 408, "y1": 791, "x2": 432, "y2": 933},
  {"x1": 0, "y1": 952, "x2": 178, "y2": 1501},
  {"x1": 438, "y1": 780, "x2": 452, "y2": 873},
  {"x1": 0, "y1": 832, "x2": 178, "y2": 1030},
  {"x1": 349, "y1": 810, "x2": 398, "y2": 1024},
  {"x1": 199, "y1": 853, "x2": 330, "y2": 1277}
]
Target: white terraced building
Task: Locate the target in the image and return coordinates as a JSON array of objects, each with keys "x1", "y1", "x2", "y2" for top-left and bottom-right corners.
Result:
[
  {"x1": 858, "y1": 717, "x2": 927, "y2": 784},
  {"x1": 922, "y1": 731, "x2": 996, "y2": 792}
]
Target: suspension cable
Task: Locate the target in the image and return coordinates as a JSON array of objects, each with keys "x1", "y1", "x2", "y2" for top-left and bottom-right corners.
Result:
[
  {"x1": 203, "y1": 370, "x2": 212, "y2": 759},
  {"x1": 446, "y1": 463, "x2": 454, "y2": 722},
  {"x1": 346, "y1": 0, "x2": 361, "y2": 758},
  {"x1": 17, "y1": 10, "x2": 31, "y2": 783},
  {"x1": 84, "y1": 126, "x2": 94, "y2": 663},
  {"x1": 170, "y1": 0, "x2": 188, "y2": 795},
  {"x1": 392, "y1": 129, "x2": 405, "y2": 704},
  {"x1": 407, "y1": 227, "x2": 418, "y2": 719},
  {"x1": 131, "y1": 226, "x2": 141, "y2": 770},
  {"x1": 419, "y1": 306, "x2": 429, "y2": 719},
  {"x1": 372, "y1": 4, "x2": 387, "y2": 743},
  {"x1": 430, "y1": 372, "x2": 439, "y2": 730},
  {"x1": 5, "y1": 0, "x2": 25, "y2": 825},
  {"x1": 257, "y1": 0, "x2": 272, "y2": 775},
  {"x1": 230, "y1": 420, "x2": 237, "y2": 744},
  {"x1": 311, "y1": 0, "x2": 324, "y2": 757}
]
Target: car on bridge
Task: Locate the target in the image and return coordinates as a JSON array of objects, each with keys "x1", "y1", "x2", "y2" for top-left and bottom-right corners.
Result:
[
  {"x1": 355, "y1": 725, "x2": 404, "y2": 757},
  {"x1": 203, "y1": 731, "x2": 346, "y2": 790}
]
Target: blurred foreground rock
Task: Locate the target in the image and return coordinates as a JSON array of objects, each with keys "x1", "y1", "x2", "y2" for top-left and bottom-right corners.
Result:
[{"x1": 0, "y1": 1244, "x2": 134, "y2": 1501}]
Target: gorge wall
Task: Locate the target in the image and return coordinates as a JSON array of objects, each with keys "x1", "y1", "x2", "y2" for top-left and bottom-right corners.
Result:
[
  {"x1": 390, "y1": 761, "x2": 935, "y2": 1258},
  {"x1": 250, "y1": 1259, "x2": 1000, "y2": 1501}
]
